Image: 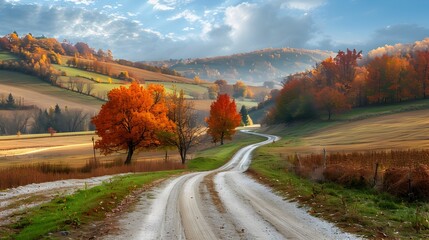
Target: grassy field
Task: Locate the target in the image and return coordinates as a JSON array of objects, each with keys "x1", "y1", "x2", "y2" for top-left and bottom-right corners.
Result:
[
  {"x1": 0, "y1": 70, "x2": 103, "y2": 111},
  {"x1": 249, "y1": 101, "x2": 429, "y2": 238},
  {"x1": 52, "y1": 65, "x2": 210, "y2": 99},
  {"x1": 53, "y1": 65, "x2": 123, "y2": 84},
  {"x1": 0, "y1": 51, "x2": 19, "y2": 61},
  {"x1": 61, "y1": 56, "x2": 195, "y2": 84}
]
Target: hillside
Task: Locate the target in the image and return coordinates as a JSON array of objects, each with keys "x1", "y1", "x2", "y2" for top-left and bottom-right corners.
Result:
[
  {"x1": 145, "y1": 48, "x2": 333, "y2": 85},
  {"x1": 60, "y1": 56, "x2": 196, "y2": 84}
]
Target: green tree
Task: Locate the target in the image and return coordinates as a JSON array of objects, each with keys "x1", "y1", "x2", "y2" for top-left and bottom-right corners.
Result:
[
  {"x1": 6, "y1": 93, "x2": 15, "y2": 108},
  {"x1": 240, "y1": 105, "x2": 249, "y2": 126}
]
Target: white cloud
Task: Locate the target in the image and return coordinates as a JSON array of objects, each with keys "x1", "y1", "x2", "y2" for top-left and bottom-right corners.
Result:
[
  {"x1": 183, "y1": 27, "x2": 194, "y2": 31},
  {"x1": 147, "y1": 0, "x2": 174, "y2": 11},
  {"x1": 281, "y1": 0, "x2": 325, "y2": 10},
  {"x1": 222, "y1": 2, "x2": 314, "y2": 52},
  {"x1": 64, "y1": 0, "x2": 94, "y2": 5},
  {"x1": 167, "y1": 9, "x2": 200, "y2": 22}
]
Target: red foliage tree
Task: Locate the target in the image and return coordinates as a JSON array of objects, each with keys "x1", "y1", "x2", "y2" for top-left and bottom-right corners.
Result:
[
  {"x1": 411, "y1": 51, "x2": 429, "y2": 98},
  {"x1": 92, "y1": 82, "x2": 175, "y2": 164},
  {"x1": 206, "y1": 94, "x2": 241, "y2": 145}
]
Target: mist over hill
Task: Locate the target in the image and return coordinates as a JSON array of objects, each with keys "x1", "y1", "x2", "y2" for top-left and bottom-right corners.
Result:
[{"x1": 143, "y1": 48, "x2": 334, "y2": 85}]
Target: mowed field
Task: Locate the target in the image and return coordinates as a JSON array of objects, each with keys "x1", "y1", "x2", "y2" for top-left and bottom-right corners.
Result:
[{"x1": 276, "y1": 109, "x2": 429, "y2": 155}]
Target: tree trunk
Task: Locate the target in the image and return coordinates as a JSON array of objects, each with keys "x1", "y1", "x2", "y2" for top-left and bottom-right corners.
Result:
[
  {"x1": 220, "y1": 132, "x2": 224, "y2": 145},
  {"x1": 125, "y1": 146, "x2": 134, "y2": 165},
  {"x1": 180, "y1": 147, "x2": 186, "y2": 164}
]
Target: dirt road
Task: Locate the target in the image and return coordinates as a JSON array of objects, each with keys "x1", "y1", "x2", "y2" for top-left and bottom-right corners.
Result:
[{"x1": 105, "y1": 131, "x2": 357, "y2": 239}]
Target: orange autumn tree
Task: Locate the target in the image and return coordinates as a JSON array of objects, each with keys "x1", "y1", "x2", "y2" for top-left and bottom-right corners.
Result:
[
  {"x1": 316, "y1": 87, "x2": 350, "y2": 120},
  {"x1": 92, "y1": 82, "x2": 175, "y2": 164},
  {"x1": 206, "y1": 94, "x2": 241, "y2": 145}
]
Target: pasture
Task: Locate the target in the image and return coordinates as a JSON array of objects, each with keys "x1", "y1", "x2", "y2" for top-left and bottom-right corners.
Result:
[
  {"x1": 54, "y1": 65, "x2": 123, "y2": 84},
  {"x1": 0, "y1": 70, "x2": 103, "y2": 112},
  {"x1": 0, "y1": 51, "x2": 19, "y2": 61}
]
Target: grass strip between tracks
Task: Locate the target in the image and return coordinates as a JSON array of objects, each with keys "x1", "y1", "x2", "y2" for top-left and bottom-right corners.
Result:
[
  {"x1": 250, "y1": 122, "x2": 429, "y2": 239},
  {"x1": 187, "y1": 131, "x2": 267, "y2": 172}
]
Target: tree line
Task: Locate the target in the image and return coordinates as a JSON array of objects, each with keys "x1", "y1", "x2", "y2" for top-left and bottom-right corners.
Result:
[
  {"x1": 266, "y1": 48, "x2": 429, "y2": 123},
  {"x1": 0, "y1": 32, "x2": 181, "y2": 77},
  {"x1": 0, "y1": 103, "x2": 91, "y2": 135}
]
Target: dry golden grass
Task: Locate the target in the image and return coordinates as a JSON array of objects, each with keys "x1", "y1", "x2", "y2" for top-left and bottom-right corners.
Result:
[
  {"x1": 0, "y1": 159, "x2": 185, "y2": 190},
  {"x1": 278, "y1": 109, "x2": 429, "y2": 155},
  {"x1": 288, "y1": 150, "x2": 429, "y2": 199},
  {"x1": 0, "y1": 133, "x2": 185, "y2": 169}
]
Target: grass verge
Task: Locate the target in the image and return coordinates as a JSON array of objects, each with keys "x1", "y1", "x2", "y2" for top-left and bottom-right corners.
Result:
[
  {"x1": 3, "y1": 171, "x2": 182, "y2": 239},
  {"x1": 249, "y1": 147, "x2": 429, "y2": 239}
]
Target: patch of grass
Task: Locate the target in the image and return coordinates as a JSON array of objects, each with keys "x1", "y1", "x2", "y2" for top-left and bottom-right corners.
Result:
[
  {"x1": 146, "y1": 80, "x2": 208, "y2": 97},
  {"x1": 187, "y1": 132, "x2": 266, "y2": 171},
  {"x1": 249, "y1": 146, "x2": 429, "y2": 239},
  {"x1": 7, "y1": 171, "x2": 181, "y2": 239},
  {"x1": 53, "y1": 65, "x2": 123, "y2": 84},
  {"x1": 0, "y1": 51, "x2": 19, "y2": 61},
  {"x1": 337, "y1": 98, "x2": 429, "y2": 121}
]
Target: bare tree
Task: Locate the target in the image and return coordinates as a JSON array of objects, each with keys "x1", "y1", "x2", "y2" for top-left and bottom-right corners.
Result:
[
  {"x1": 75, "y1": 81, "x2": 85, "y2": 93},
  {"x1": 67, "y1": 77, "x2": 76, "y2": 91},
  {"x1": 163, "y1": 89, "x2": 206, "y2": 164},
  {"x1": 85, "y1": 82, "x2": 94, "y2": 95},
  {"x1": 62, "y1": 109, "x2": 88, "y2": 132},
  {"x1": 0, "y1": 111, "x2": 32, "y2": 135}
]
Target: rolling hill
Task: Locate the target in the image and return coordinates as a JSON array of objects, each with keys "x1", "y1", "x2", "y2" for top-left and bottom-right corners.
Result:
[{"x1": 144, "y1": 48, "x2": 334, "y2": 85}]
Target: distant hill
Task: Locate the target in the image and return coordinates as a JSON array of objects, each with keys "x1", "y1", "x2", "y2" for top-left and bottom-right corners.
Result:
[{"x1": 144, "y1": 48, "x2": 334, "y2": 85}]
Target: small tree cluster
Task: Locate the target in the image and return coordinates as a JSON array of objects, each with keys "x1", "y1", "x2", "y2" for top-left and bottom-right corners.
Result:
[{"x1": 31, "y1": 104, "x2": 89, "y2": 134}]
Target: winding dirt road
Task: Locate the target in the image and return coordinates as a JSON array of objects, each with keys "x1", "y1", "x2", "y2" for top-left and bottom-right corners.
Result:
[{"x1": 105, "y1": 131, "x2": 358, "y2": 240}]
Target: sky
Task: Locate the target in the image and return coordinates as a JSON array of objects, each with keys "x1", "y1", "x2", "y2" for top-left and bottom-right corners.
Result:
[{"x1": 0, "y1": 0, "x2": 429, "y2": 61}]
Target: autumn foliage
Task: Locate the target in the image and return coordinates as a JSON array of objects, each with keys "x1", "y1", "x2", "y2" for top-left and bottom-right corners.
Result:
[
  {"x1": 267, "y1": 47, "x2": 429, "y2": 123},
  {"x1": 206, "y1": 94, "x2": 241, "y2": 145},
  {"x1": 92, "y1": 82, "x2": 175, "y2": 164}
]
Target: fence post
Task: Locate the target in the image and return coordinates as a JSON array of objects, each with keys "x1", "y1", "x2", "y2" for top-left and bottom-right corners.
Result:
[
  {"x1": 323, "y1": 148, "x2": 327, "y2": 169},
  {"x1": 295, "y1": 152, "x2": 301, "y2": 168},
  {"x1": 373, "y1": 162, "x2": 379, "y2": 187}
]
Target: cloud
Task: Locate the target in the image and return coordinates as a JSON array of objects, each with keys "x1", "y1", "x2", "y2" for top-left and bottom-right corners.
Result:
[
  {"x1": 147, "y1": 0, "x2": 193, "y2": 11},
  {"x1": 0, "y1": 0, "x2": 323, "y2": 61},
  {"x1": 147, "y1": 0, "x2": 174, "y2": 11},
  {"x1": 280, "y1": 0, "x2": 326, "y2": 10},
  {"x1": 64, "y1": 0, "x2": 94, "y2": 5},
  {"x1": 370, "y1": 24, "x2": 429, "y2": 48},
  {"x1": 368, "y1": 38, "x2": 429, "y2": 59},
  {"x1": 167, "y1": 9, "x2": 200, "y2": 22},
  {"x1": 222, "y1": 2, "x2": 315, "y2": 52},
  {"x1": 315, "y1": 24, "x2": 429, "y2": 57}
]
